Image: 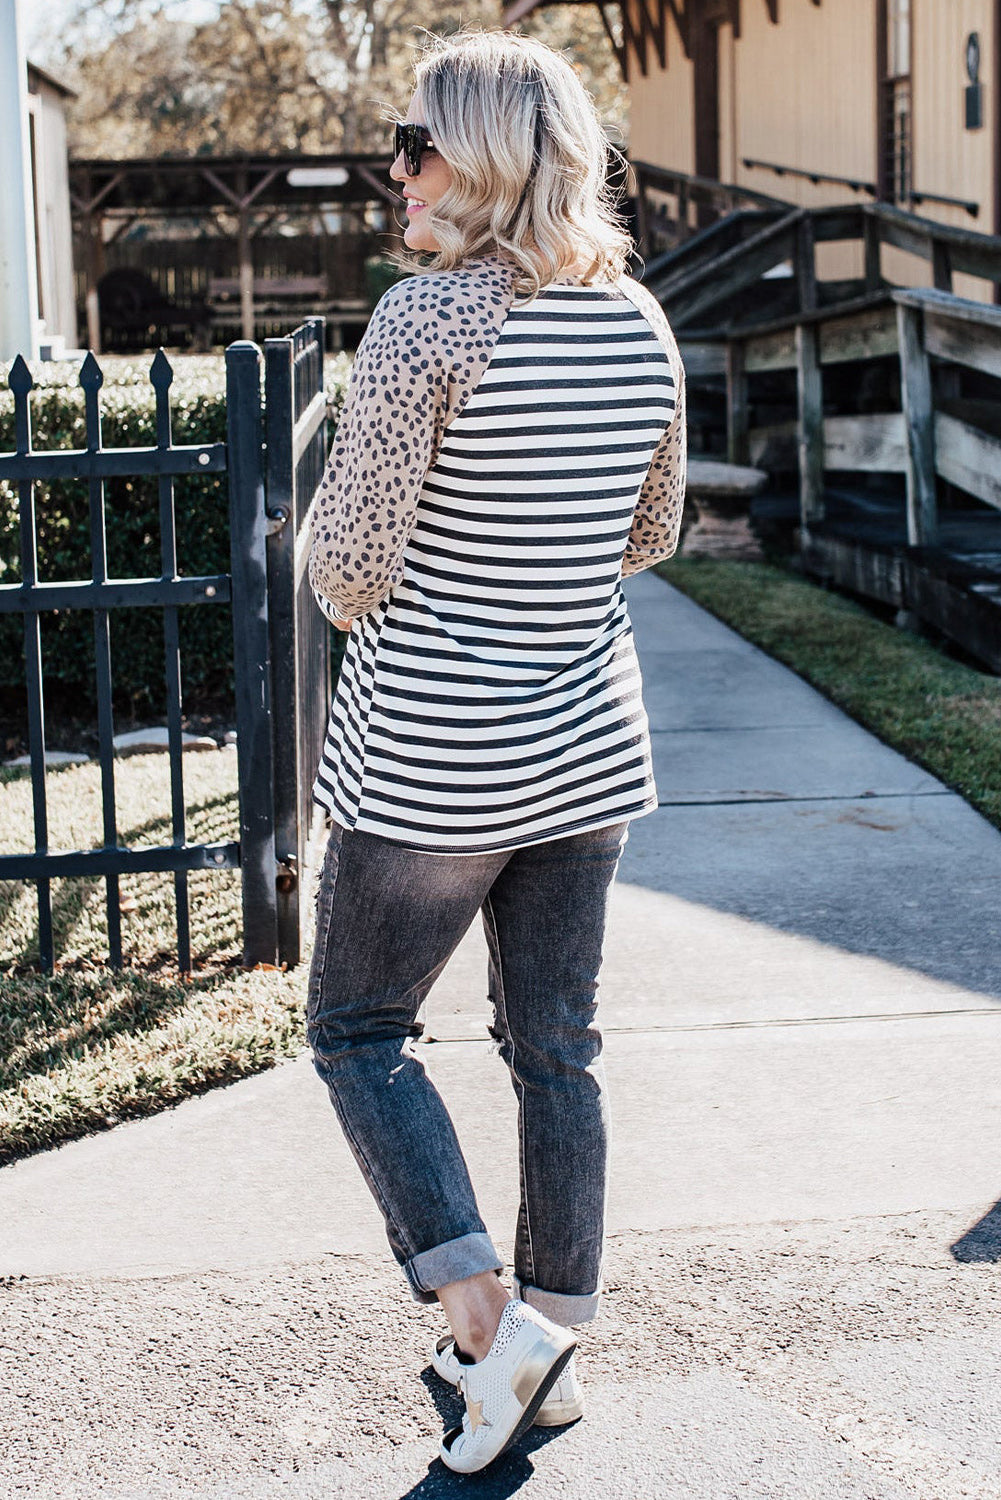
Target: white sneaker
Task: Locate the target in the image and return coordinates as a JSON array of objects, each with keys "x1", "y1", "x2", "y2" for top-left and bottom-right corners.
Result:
[
  {"x1": 438, "y1": 1299, "x2": 578, "y2": 1473},
  {"x1": 432, "y1": 1329, "x2": 584, "y2": 1427}
]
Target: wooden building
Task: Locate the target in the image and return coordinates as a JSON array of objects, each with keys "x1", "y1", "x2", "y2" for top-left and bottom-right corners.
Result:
[{"x1": 506, "y1": 0, "x2": 1001, "y2": 298}]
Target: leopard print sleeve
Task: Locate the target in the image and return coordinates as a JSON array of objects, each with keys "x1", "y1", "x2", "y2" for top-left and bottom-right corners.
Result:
[
  {"x1": 615, "y1": 276, "x2": 688, "y2": 577},
  {"x1": 309, "y1": 257, "x2": 518, "y2": 619}
]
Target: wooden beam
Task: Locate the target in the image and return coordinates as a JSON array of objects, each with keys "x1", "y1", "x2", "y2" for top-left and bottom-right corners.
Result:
[
  {"x1": 354, "y1": 164, "x2": 401, "y2": 209},
  {"x1": 924, "y1": 309, "x2": 1001, "y2": 381},
  {"x1": 84, "y1": 207, "x2": 103, "y2": 355},
  {"x1": 726, "y1": 340, "x2": 749, "y2": 464},
  {"x1": 744, "y1": 328, "x2": 797, "y2": 373},
  {"x1": 896, "y1": 301, "x2": 938, "y2": 545},
  {"x1": 72, "y1": 168, "x2": 125, "y2": 217},
  {"x1": 597, "y1": 3, "x2": 629, "y2": 81},
  {"x1": 935, "y1": 413, "x2": 1001, "y2": 512},
  {"x1": 640, "y1": 0, "x2": 667, "y2": 68},
  {"x1": 819, "y1": 304, "x2": 897, "y2": 365},
  {"x1": 931, "y1": 241, "x2": 953, "y2": 292},
  {"x1": 796, "y1": 321, "x2": 825, "y2": 528},
  {"x1": 630, "y1": 0, "x2": 649, "y2": 76},
  {"x1": 501, "y1": 0, "x2": 542, "y2": 22},
  {"x1": 677, "y1": 339, "x2": 727, "y2": 377},
  {"x1": 823, "y1": 412, "x2": 906, "y2": 472},
  {"x1": 801, "y1": 533, "x2": 905, "y2": 608},
  {"x1": 863, "y1": 211, "x2": 882, "y2": 290},
  {"x1": 661, "y1": 208, "x2": 802, "y2": 325},
  {"x1": 743, "y1": 304, "x2": 897, "y2": 372},
  {"x1": 665, "y1": 0, "x2": 690, "y2": 56},
  {"x1": 795, "y1": 215, "x2": 818, "y2": 313}
]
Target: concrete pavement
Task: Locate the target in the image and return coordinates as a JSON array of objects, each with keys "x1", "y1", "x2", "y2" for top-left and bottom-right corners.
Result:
[{"x1": 2, "y1": 570, "x2": 1000, "y2": 1497}]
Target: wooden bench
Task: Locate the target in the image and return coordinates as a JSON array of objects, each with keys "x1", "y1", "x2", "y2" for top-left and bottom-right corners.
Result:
[
  {"x1": 208, "y1": 276, "x2": 327, "y2": 307},
  {"x1": 207, "y1": 279, "x2": 370, "y2": 347},
  {"x1": 98, "y1": 268, "x2": 211, "y2": 352}
]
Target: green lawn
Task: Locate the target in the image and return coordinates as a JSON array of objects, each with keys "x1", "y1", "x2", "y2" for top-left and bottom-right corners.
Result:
[
  {"x1": 0, "y1": 749, "x2": 308, "y2": 1165},
  {"x1": 658, "y1": 556, "x2": 1001, "y2": 831}
]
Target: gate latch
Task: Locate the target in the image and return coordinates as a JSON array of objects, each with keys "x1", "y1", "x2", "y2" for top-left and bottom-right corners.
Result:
[{"x1": 276, "y1": 853, "x2": 298, "y2": 893}]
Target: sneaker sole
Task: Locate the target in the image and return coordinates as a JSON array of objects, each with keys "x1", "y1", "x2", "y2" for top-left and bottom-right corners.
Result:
[
  {"x1": 439, "y1": 1339, "x2": 576, "y2": 1474},
  {"x1": 531, "y1": 1389, "x2": 585, "y2": 1426}
]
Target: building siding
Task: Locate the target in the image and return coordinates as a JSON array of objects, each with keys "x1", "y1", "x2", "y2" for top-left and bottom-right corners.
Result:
[
  {"x1": 909, "y1": 0, "x2": 995, "y2": 298},
  {"x1": 627, "y1": 1, "x2": 695, "y2": 171},
  {"x1": 627, "y1": 0, "x2": 997, "y2": 298}
]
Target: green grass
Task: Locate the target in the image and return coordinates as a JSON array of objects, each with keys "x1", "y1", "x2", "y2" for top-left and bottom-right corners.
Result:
[
  {"x1": 658, "y1": 555, "x2": 1001, "y2": 831},
  {"x1": 0, "y1": 749, "x2": 308, "y2": 1164}
]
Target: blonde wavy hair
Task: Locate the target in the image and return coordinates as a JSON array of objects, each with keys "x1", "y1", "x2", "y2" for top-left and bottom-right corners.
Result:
[{"x1": 399, "y1": 29, "x2": 632, "y2": 294}]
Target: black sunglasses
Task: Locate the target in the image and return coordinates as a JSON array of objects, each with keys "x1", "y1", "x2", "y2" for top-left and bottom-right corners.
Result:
[{"x1": 394, "y1": 122, "x2": 437, "y2": 176}]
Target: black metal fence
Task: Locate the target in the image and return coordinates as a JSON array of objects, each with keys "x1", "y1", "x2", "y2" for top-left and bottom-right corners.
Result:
[
  {"x1": 264, "y1": 318, "x2": 330, "y2": 966},
  {"x1": 0, "y1": 320, "x2": 331, "y2": 973}
]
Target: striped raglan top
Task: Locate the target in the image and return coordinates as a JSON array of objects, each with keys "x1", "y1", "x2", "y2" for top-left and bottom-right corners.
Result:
[{"x1": 309, "y1": 255, "x2": 686, "y2": 854}]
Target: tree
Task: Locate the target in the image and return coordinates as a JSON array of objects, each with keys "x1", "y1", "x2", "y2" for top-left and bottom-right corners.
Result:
[{"x1": 40, "y1": 0, "x2": 626, "y2": 159}]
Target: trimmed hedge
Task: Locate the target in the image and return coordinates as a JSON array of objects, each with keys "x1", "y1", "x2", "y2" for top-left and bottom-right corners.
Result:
[{"x1": 0, "y1": 354, "x2": 350, "y2": 720}]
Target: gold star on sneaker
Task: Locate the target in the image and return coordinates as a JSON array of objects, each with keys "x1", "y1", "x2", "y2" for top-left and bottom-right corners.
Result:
[{"x1": 465, "y1": 1395, "x2": 490, "y2": 1433}]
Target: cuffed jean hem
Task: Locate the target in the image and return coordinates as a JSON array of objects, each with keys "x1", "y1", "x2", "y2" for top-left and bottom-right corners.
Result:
[
  {"x1": 404, "y1": 1232, "x2": 505, "y2": 1304},
  {"x1": 513, "y1": 1275, "x2": 601, "y2": 1326}
]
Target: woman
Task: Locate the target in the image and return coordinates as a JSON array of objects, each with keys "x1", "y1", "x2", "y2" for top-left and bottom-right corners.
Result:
[{"x1": 307, "y1": 28, "x2": 686, "y2": 1475}]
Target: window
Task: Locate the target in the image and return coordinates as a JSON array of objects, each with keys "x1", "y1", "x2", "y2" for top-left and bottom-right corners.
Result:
[{"x1": 883, "y1": 0, "x2": 912, "y2": 203}]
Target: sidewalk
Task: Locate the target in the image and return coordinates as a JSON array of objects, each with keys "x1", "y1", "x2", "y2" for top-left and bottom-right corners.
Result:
[{"x1": 2, "y1": 570, "x2": 1000, "y2": 1498}]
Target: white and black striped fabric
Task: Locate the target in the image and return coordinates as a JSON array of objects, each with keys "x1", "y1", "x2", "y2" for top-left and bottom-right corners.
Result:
[{"x1": 313, "y1": 285, "x2": 678, "y2": 853}]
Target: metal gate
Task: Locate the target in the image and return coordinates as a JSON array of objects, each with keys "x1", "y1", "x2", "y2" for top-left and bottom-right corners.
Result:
[
  {"x1": 264, "y1": 317, "x2": 331, "y2": 967},
  {"x1": 0, "y1": 320, "x2": 332, "y2": 972}
]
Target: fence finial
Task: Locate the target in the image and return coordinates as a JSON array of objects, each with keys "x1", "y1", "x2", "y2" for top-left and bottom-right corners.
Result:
[
  {"x1": 8, "y1": 353, "x2": 33, "y2": 397},
  {"x1": 151, "y1": 348, "x2": 174, "y2": 449},
  {"x1": 150, "y1": 348, "x2": 173, "y2": 391},
  {"x1": 79, "y1": 350, "x2": 104, "y2": 391},
  {"x1": 9, "y1": 355, "x2": 34, "y2": 455},
  {"x1": 80, "y1": 351, "x2": 104, "y2": 452}
]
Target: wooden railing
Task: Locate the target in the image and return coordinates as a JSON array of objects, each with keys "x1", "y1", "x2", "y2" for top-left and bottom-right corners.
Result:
[
  {"x1": 723, "y1": 289, "x2": 1001, "y2": 534},
  {"x1": 717, "y1": 286, "x2": 1001, "y2": 667},
  {"x1": 894, "y1": 290, "x2": 1001, "y2": 544},
  {"x1": 643, "y1": 185, "x2": 1001, "y2": 668},
  {"x1": 631, "y1": 160, "x2": 791, "y2": 254},
  {"x1": 646, "y1": 200, "x2": 1001, "y2": 334}
]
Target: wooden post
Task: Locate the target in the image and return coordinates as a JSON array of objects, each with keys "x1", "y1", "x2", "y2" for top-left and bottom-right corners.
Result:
[
  {"x1": 896, "y1": 301, "x2": 938, "y2": 547},
  {"x1": 633, "y1": 169, "x2": 649, "y2": 259},
  {"x1": 863, "y1": 213, "x2": 882, "y2": 291},
  {"x1": 796, "y1": 215, "x2": 818, "y2": 314},
  {"x1": 931, "y1": 240, "x2": 953, "y2": 293},
  {"x1": 238, "y1": 207, "x2": 254, "y2": 343},
  {"x1": 796, "y1": 320, "x2": 825, "y2": 531},
  {"x1": 677, "y1": 179, "x2": 690, "y2": 237},
  {"x1": 85, "y1": 207, "x2": 104, "y2": 354},
  {"x1": 726, "y1": 339, "x2": 749, "y2": 464}
]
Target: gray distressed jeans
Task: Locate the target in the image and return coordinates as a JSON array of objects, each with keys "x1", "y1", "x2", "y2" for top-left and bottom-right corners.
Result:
[{"x1": 306, "y1": 819, "x2": 627, "y2": 1326}]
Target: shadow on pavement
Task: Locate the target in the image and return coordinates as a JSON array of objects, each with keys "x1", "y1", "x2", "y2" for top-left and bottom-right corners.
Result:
[
  {"x1": 951, "y1": 1198, "x2": 1001, "y2": 1262},
  {"x1": 409, "y1": 1368, "x2": 569, "y2": 1496},
  {"x1": 396, "y1": 1428, "x2": 564, "y2": 1499},
  {"x1": 619, "y1": 808, "x2": 1001, "y2": 1007}
]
